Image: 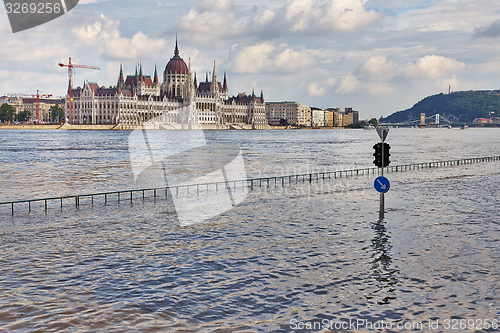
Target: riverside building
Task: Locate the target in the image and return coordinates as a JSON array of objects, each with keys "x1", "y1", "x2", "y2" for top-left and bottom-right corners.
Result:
[
  {"x1": 66, "y1": 39, "x2": 269, "y2": 129},
  {"x1": 265, "y1": 101, "x2": 311, "y2": 126}
]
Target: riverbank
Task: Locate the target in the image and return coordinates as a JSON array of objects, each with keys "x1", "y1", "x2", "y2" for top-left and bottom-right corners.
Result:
[
  {"x1": 0, "y1": 123, "x2": 118, "y2": 130},
  {"x1": 0, "y1": 123, "x2": 347, "y2": 130}
]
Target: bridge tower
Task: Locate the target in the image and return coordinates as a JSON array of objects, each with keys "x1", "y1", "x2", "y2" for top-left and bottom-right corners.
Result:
[
  {"x1": 419, "y1": 113, "x2": 426, "y2": 128},
  {"x1": 436, "y1": 114, "x2": 440, "y2": 124}
]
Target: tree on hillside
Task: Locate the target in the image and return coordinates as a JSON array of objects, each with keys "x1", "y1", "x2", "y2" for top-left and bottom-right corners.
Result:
[
  {"x1": 369, "y1": 118, "x2": 378, "y2": 127},
  {"x1": 50, "y1": 104, "x2": 64, "y2": 122},
  {"x1": 16, "y1": 110, "x2": 31, "y2": 122},
  {"x1": 0, "y1": 103, "x2": 16, "y2": 122}
]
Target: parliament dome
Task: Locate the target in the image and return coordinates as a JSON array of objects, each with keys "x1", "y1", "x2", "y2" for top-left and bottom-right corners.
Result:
[{"x1": 164, "y1": 40, "x2": 188, "y2": 75}]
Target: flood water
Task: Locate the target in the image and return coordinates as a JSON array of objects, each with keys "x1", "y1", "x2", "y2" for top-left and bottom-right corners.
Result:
[{"x1": 1, "y1": 128, "x2": 500, "y2": 332}]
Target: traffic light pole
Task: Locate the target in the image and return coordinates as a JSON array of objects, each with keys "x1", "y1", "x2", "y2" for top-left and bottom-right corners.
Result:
[
  {"x1": 380, "y1": 140, "x2": 384, "y2": 214},
  {"x1": 375, "y1": 127, "x2": 389, "y2": 215}
]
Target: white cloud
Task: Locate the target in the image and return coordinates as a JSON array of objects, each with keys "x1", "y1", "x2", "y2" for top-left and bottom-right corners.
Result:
[
  {"x1": 176, "y1": 0, "x2": 379, "y2": 43},
  {"x1": 308, "y1": 82, "x2": 325, "y2": 96},
  {"x1": 368, "y1": 83, "x2": 394, "y2": 95},
  {"x1": 274, "y1": 48, "x2": 314, "y2": 72},
  {"x1": 70, "y1": 14, "x2": 167, "y2": 61},
  {"x1": 436, "y1": 74, "x2": 460, "y2": 90},
  {"x1": 337, "y1": 74, "x2": 360, "y2": 94},
  {"x1": 323, "y1": 77, "x2": 336, "y2": 86},
  {"x1": 103, "y1": 32, "x2": 167, "y2": 60},
  {"x1": 231, "y1": 42, "x2": 274, "y2": 74},
  {"x1": 356, "y1": 54, "x2": 466, "y2": 84},
  {"x1": 406, "y1": 55, "x2": 466, "y2": 79},
  {"x1": 284, "y1": 0, "x2": 379, "y2": 32},
  {"x1": 197, "y1": 0, "x2": 232, "y2": 12},
  {"x1": 362, "y1": 56, "x2": 396, "y2": 77},
  {"x1": 231, "y1": 43, "x2": 315, "y2": 74},
  {"x1": 253, "y1": 10, "x2": 276, "y2": 26}
]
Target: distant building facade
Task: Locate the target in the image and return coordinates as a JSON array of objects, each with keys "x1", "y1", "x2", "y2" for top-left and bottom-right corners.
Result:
[
  {"x1": 0, "y1": 96, "x2": 24, "y2": 114},
  {"x1": 311, "y1": 108, "x2": 325, "y2": 127},
  {"x1": 265, "y1": 101, "x2": 310, "y2": 126},
  {"x1": 67, "y1": 39, "x2": 269, "y2": 129},
  {"x1": 265, "y1": 103, "x2": 360, "y2": 128},
  {"x1": 473, "y1": 117, "x2": 500, "y2": 124},
  {"x1": 344, "y1": 108, "x2": 359, "y2": 125},
  {"x1": 23, "y1": 97, "x2": 64, "y2": 122}
]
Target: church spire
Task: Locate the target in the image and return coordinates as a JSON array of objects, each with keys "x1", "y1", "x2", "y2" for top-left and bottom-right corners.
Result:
[
  {"x1": 154, "y1": 64, "x2": 158, "y2": 84},
  {"x1": 223, "y1": 72, "x2": 227, "y2": 91},
  {"x1": 212, "y1": 61, "x2": 218, "y2": 93},
  {"x1": 194, "y1": 72, "x2": 198, "y2": 89},
  {"x1": 260, "y1": 90, "x2": 264, "y2": 102},
  {"x1": 205, "y1": 72, "x2": 208, "y2": 82},
  {"x1": 139, "y1": 63, "x2": 143, "y2": 82},
  {"x1": 174, "y1": 34, "x2": 179, "y2": 56},
  {"x1": 118, "y1": 64, "x2": 124, "y2": 84}
]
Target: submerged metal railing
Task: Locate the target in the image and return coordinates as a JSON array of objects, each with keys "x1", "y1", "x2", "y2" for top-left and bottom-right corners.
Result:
[{"x1": 1, "y1": 156, "x2": 499, "y2": 214}]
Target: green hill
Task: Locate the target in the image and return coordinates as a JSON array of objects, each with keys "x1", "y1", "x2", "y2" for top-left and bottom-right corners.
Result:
[{"x1": 381, "y1": 90, "x2": 500, "y2": 123}]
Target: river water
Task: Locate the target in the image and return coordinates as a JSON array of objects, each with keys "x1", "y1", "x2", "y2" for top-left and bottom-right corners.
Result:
[{"x1": 1, "y1": 128, "x2": 500, "y2": 332}]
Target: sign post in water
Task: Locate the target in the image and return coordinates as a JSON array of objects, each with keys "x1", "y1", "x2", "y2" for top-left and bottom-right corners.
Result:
[{"x1": 374, "y1": 127, "x2": 391, "y2": 214}]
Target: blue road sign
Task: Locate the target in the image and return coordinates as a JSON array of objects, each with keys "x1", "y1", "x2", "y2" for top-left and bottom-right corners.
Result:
[{"x1": 374, "y1": 176, "x2": 390, "y2": 193}]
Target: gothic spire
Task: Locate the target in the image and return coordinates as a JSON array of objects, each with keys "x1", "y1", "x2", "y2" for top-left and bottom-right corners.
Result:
[
  {"x1": 223, "y1": 72, "x2": 227, "y2": 91},
  {"x1": 260, "y1": 89, "x2": 264, "y2": 102},
  {"x1": 174, "y1": 34, "x2": 179, "y2": 56},
  {"x1": 205, "y1": 72, "x2": 208, "y2": 82},
  {"x1": 194, "y1": 72, "x2": 198, "y2": 89},
  {"x1": 139, "y1": 63, "x2": 143, "y2": 82},
  {"x1": 118, "y1": 64, "x2": 124, "y2": 84},
  {"x1": 154, "y1": 64, "x2": 158, "y2": 84}
]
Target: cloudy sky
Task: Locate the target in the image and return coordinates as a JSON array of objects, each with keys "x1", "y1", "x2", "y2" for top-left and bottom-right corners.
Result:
[{"x1": 1, "y1": 0, "x2": 500, "y2": 118}]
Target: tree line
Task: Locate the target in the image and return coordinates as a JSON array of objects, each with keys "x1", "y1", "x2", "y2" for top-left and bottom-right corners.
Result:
[{"x1": 0, "y1": 103, "x2": 64, "y2": 122}]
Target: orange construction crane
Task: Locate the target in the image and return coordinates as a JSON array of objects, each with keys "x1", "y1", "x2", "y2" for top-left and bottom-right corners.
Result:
[
  {"x1": 58, "y1": 57, "x2": 100, "y2": 124},
  {"x1": 8, "y1": 90, "x2": 53, "y2": 123}
]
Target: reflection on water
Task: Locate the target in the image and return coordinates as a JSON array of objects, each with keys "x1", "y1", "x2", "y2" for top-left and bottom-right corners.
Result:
[
  {"x1": 1, "y1": 128, "x2": 500, "y2": 331},
  {"x1": 367, "y1": 213, "x2": 399, "y2": 305}
]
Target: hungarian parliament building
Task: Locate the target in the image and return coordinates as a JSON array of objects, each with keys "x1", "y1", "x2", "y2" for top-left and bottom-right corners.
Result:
[{"x1": 66, "y1": 39, "x2": 269, "y2": 129}]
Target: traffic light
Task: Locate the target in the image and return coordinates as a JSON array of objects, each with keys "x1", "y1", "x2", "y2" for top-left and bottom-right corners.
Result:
[
  {"x1": 373, "y1": 143, "x2": 382, "y2": 167},
  {"x1": 383, "y1": 143, "x2": 391, "y2": 167}
]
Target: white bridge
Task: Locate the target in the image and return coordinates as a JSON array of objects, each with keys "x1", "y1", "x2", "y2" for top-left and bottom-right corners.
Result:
[{"x1": 380, "y1": 113, "x2": 463, "y2": 127}]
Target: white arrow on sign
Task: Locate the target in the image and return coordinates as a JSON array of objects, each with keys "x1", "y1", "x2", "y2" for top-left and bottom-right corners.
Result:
[{"x1": 377, "y1": 179, "x2": 387, "y2": 190}]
